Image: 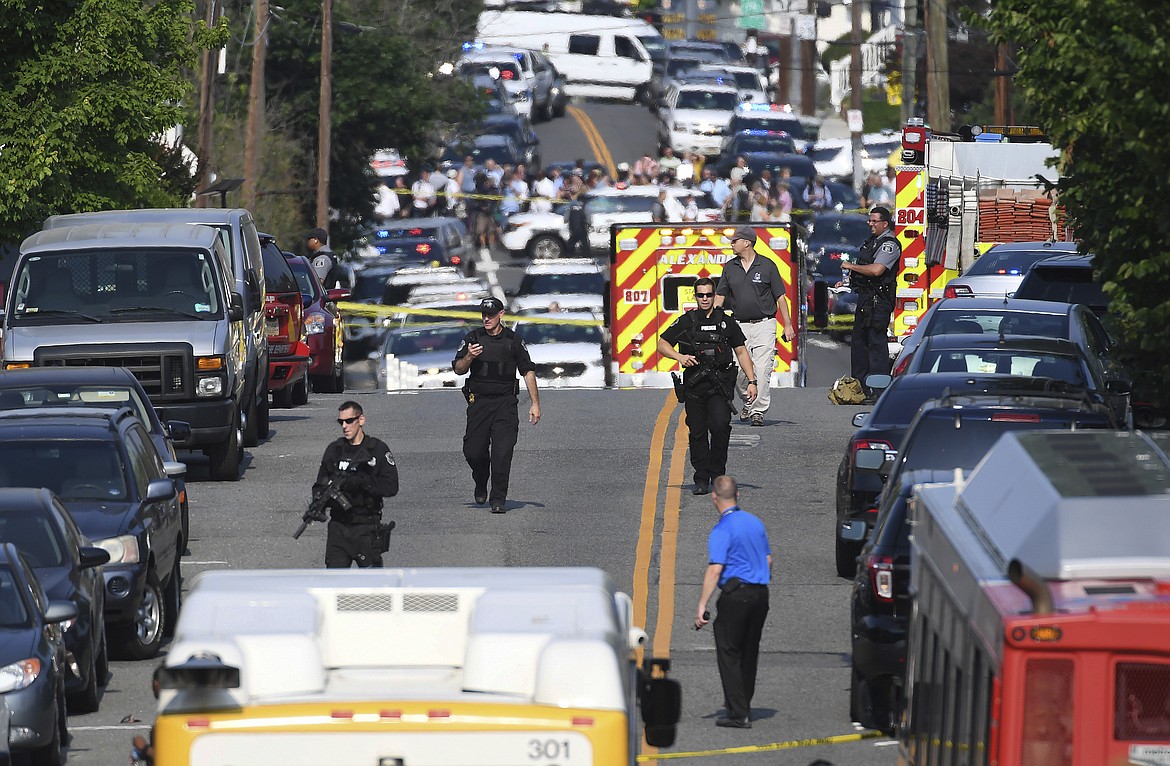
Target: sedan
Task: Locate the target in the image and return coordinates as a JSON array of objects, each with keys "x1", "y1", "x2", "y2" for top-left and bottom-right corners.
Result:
[
  {"x1": 374, "y1": 322, "x2": 476, "y2": 390},
  {"x1": 0, "y1": 543, "x2": 76, "y2": 766},
  {"x1": 943, "y1": 241, "x2": 1076, "y2": 299},
  {"x1": 285, "y1": 254, "x2": 348, "y2": 394},
  {"x1": 0, "y1": 488, "x2": 109, "y2": 713}
]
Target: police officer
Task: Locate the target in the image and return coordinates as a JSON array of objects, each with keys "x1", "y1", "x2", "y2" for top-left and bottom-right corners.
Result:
[
  {"x1": 314, "y1": 400, "x2": 399, "y2": 568},
  {"x1": 842, "y1": 206, "x2": 901, "y2": 392},
  {"x1": 657, "y1": 277, "x2": 758, "y2": 496},
  {"x1": 307, "y1": 227, "x2": 350, "y2": 290},
  {"x1": 453, "y1": 297, "x2": 541, "y2": 514}
]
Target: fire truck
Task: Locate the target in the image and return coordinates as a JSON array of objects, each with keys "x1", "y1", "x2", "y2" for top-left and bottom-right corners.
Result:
[
  {"x1": 608, "y1": 223, "x2": 805, "y2": 388},
  {"x1": 892, "y1": 120, "x2": 1070, "y2": 339}
]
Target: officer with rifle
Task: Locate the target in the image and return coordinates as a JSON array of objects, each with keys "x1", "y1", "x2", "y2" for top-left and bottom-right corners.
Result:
[
  {"x1": 841, "y1": 206, "x2": 901, "y2": 396},
  {"x1": 657, "y1": 277, "x2": 758, "y2": 496},
  {"x1": 299, "y1": 400, "x2": 399, "y2": 567}
]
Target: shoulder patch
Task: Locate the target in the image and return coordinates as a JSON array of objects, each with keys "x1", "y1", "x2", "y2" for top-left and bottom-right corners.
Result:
[{"x1": 385, "y1": 451, "x2": 395, "y2": 466}]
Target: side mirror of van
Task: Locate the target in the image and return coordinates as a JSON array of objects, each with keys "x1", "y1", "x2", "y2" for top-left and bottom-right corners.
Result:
[{"x1": 228, "y1": 292, "x2": 245, "y2": 322}]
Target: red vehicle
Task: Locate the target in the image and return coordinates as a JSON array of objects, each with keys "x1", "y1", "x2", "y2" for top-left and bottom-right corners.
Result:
[
  {"x1": 901, "y1": 429, "x2": 1170, "y2": 765},
  {"x1": 284, "y1": 254, "x2": 347, "y2": 393},
  {"x1": 259, "y1": 234, "x2": 311, "y2": 407}
]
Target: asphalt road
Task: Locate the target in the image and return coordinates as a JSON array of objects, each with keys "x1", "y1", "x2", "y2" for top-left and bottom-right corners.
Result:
[{"x1": 66, "y1": 100, "x2": 877, "y2": 765}]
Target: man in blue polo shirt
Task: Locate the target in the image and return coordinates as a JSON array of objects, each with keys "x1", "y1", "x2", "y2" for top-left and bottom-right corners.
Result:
[{"x1": 694, "y1": 474, "x2": 772, "y2": 729}]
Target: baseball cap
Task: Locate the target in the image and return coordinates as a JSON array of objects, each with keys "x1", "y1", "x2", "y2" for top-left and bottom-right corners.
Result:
[
  {"x1": 305, "y1": 227, "x2": 328, "y2": 242},
  {"x1": 732, "y1": 226, "x2": 757, "y2": 245},
  {"x1": 480, "y1": 297, "x2": 505, "y2": 315}
]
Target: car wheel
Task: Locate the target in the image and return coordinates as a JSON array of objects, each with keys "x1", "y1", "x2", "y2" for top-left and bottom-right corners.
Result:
[
  {"x1": 112, "y1": 567, "x2": 165, "y2": 660},
  {"x1": 242, "y1": 392, "x2": 259, "y2": 447},
  {"x1": 31, "y1": 689, "x2": 64, "y2": 766},
  {"x1": 544, "y1": 95, "x2": 556, "y2": 121},
  {"x1": 292, "y1": 374, "x2": 310, "y2": 406},
  {"x1": 528, "y1": 234, "x2": 566, "y2": 260},
  {"x1": 163, "y1": 556, "x2": 182, "y2": 638},
  {"x1": 94, "y1": 631, "x2": 109, "y2": 686},
  {"x1": 67, "y1": 645, "x2": 100, "y2": 714},
  {"x1": 256, "y1": 384, "x2": 270, "y2": 439},
  {"x1": 851, "y1": 666, "x2": 895, "y2": 733},
  {"x1": 835, "y1": 534, "x2": 860, "y2": 578},
  {"x1": 207, "y1": 409, "x2": 242, "y2": 482},
  {"x1": 273, "y1": 384, "x2": 293, "y2": 408}
]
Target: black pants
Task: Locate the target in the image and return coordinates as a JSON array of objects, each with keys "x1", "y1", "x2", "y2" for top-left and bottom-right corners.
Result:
[
  {"x1": 714, "y1": 585, "x2": 769, "y2": 720},
  {"x1": 325, "y1": 520, "x2": 382, "y2": 568},
  {"x1": 567, "y1": 228, "x2": 589, "y2": 257},
  {"x1": 684, "y1": 391, "x2": 732, "y2": 483},
  {"x1": 463, "y1": 394, "x2": 519, "y2": 505},
  {"x1": 850, "y1": 303, "x2": 893, "y2": 387}
]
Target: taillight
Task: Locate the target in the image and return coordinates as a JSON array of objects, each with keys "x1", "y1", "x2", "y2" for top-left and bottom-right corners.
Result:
[
  {"x1": 892, "y1": 351, "x2": 913, "y2": 376},
  {"x1": 450, "y1": 255, "x2": 462, "y2": 265},
  {"x1": 943, "y1": 284, "x2": 973, "y2": 298},
  {"x1": 869, "y1": 555, "x2": 895, "y2": 601},
  {"x1": 851, "y1": 439, "x2": 892, "y2": 461},
  {"x1": 416, "y1": 243, "x2": 431, "y2": 254},
  {"x1": 990, "y1": 412, "x2": 1042, "y2": 422}
]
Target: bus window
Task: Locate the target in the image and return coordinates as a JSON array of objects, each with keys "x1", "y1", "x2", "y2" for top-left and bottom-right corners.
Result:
[
  {"x1": 1020, "y1": 658, "x2": 1073, "y2": 765},
  {"x1": 1117, "y1": 662, "x2": 1170, "y2": 740}
]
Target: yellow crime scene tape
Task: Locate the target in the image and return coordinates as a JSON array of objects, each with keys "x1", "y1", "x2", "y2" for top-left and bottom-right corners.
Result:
[
  {"x1": 635, "y1": 729, "x2": 886, "y2": 761},
  {"x1": 337, "y1": 301, "x2": 605, "y2": 327}
]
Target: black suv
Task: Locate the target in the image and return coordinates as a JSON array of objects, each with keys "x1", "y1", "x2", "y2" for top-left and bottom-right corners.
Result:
[
  {"x1": 0, "y1": 408, "x2": 183, "y2": 660},
  {"x1": 1013, "y1": 252, "x2": 1108, "y2": 315},
  {"x1": 845, "y1": 390, "x2": 1117, "y2": 732}
]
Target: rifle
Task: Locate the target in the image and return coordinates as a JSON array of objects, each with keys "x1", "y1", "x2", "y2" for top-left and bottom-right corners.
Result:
[{"x1": 293, "y1": 475, "x2": 353, "y2": 539}]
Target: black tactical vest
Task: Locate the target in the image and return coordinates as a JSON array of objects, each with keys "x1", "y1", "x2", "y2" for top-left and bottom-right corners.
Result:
[
  {"x1": 466, "y1": 327, "x2": 522, "y2": 396},
  {"x1": 853, "y1": 229, "x2": 899, "y2": 308}
]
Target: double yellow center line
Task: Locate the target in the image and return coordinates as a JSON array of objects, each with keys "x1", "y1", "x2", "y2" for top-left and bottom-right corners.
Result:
[{"x1": 567, "y1": 105, "x2": 617, "y2": 179}]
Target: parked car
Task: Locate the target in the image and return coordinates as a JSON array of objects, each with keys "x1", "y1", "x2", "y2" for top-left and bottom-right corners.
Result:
[
  {"x1": 0, "y1": 408, "x2": 183, "y2": 660},
  {"x1": 511, "y1": 258, "x2": 607, "y2": 315},
  {"x1": 343, "y1": 261, "x2": 406, "y2": 360},
  {"x1": 1012, "y1": 251, "x2": 1108, "y2": 315},
  {"x1": 720, "y1": 130, "x2": 798, "y2": 164},
  {"x1": 657, "y1": 83, "x2": 740, "y2": 157},
  {"x1": 374, "y1": 322, "x2": 476, "y2": 390},
  {"x1": 0, "y1": 489, "x2": 109, "y2": 713},
  {"x1": 727, "y1": 103, "x2": 813, "y2": 151},
  {"x1": 284, "y1": 254, "x2": 347, "y2": 394},
  {"x1": 367, "y1": 225, "x2": 472, "y2": 275},
  {"x1": 0, "y1": 367, "x2": 192, "y2": 547},
  {"x1": 259, "y1": 232, "x2": 311, "y2": 409},
  {"x1": 0, "y1": 543, "x2": 75, "y2": 765},
  {"x1": 472, "y1": 113, "x2": 542, "y2": 170},
  {"x1": 512, "y1": 313, "x2": 607, "y2": 388},
  {"x1": 943, "y1": 241, "x2": 1077, "y2": 299},
  {"x1": 439, "y1": 134, "x2": 525, "y2": 175}
]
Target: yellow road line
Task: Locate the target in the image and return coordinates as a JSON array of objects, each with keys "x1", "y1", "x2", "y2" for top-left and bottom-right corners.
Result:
[
  {"x1": 636, "y1": 730, "x2": 887, "y2": 761},
  {"x1": 567, "y1": 105, "x2": 617, "y2": 179},
  {"x1": 652, "y1": 414, "x2": 688, "y2": 660},
  {"x1": 633, "y1": 391, "x2": 676, "y2": 666}
]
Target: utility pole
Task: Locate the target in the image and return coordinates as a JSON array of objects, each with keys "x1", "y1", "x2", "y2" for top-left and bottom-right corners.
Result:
[
  {"x1": 900, "y1": 0, "x2": 919, "y2": 122},
  {"x1": 801, "y1": 0, "x2": 816, "y2": 116},
  {"x1": 994, "y1": 42, "x2": 1013, "y2": 125},
  {"x1": 195, "y1": 0, "x2": 219, "y2": 208},
  {"x1": 789, "y1": 15, "x2": 802, "y2": 112},
  {"x1": 242, "y1": 0, "x2": 269, "y2": 213},
  {"x1": 316, "y1": 0, "x2": 333, "y2": 230},
  {"x1": 850, "y1": 0, "x2": 864, "y2": 193},
  {"x1": 926, "y1": 0, "x2": 950, "y2": 131}
]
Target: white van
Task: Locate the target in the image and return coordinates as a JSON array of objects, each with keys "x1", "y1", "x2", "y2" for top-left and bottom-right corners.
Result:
[{"x1": 476, "y1": 10, "x2": 662, "y2": 102}]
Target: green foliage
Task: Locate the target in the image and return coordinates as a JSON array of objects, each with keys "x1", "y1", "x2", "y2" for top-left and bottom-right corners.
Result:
[
  {"x1": 0, "y1": 0, "x2": 221, "y2": 245},
  {"x1": 982, "y1": 0, "x2": 1170, "y2": 394}
]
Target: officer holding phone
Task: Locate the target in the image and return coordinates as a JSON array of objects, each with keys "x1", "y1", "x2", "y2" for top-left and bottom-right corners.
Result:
[{"x1": 454, "y1": 297, "x2": 541, "y2": 514}]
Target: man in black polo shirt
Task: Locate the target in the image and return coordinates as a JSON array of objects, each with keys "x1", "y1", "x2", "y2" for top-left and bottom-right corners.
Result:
[{"x1": 714, "y1": 227, "x2": 795, "y2": 427}]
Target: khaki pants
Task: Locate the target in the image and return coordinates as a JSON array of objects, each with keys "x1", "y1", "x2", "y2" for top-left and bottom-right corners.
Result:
[{"x1": 736, "y1": 318, "x2": 776, "y2": 415}]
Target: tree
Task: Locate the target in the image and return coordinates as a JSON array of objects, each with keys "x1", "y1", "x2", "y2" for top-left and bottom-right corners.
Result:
[
  {"x1": 0, "y1": 0, "x2": 222, "y2": 244},
  {"x1": 982, "y1": 0, "x2": 1170, "y2": 395}
]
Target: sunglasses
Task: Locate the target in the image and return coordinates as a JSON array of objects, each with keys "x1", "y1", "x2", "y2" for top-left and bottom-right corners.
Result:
[
  {"x1": 337, "y1": 416, "x2": 360, "y2": 426},
  {"x1": 695, "y1": 292, "x2": 715, "y2": 298}
]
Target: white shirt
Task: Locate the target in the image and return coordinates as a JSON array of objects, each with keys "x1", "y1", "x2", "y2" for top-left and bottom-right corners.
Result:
[
  {"x1": 412, "y1": 178, "x2": 436, "y2": 209},
  {"x1": 374, "y1": 183, "x2": 399, "y2": 218}
]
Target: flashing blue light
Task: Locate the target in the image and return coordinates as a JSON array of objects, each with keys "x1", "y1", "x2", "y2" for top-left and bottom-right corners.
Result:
[
  {"x1": 375, "y1": 229, "x2": 390, "y2": 238},
  {"x1": 375, "y1": 246, "x2": 388, "y2": 254},
  {"x1": 462, "y1": 41, "x2": 485, "y2": 52}
]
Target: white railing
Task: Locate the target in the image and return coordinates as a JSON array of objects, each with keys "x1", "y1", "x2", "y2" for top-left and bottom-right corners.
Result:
[{"x1": 829, "y1": 24, "x2": 899, "y2": 109}]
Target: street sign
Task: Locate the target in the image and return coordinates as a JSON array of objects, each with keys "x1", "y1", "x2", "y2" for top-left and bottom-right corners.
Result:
[
  {"x1": 739, "y1": 0, "x2": 765, "y2": 29},
  {"x1": 847, "y1": 109, "x2": 864, "y2": 133}
]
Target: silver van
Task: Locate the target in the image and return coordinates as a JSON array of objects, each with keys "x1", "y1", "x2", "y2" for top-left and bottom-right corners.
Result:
[
  {"x1": 2, "y1": 223, "x2": 249, "y2": 481},
  {"x1": 42, "y1": 208, "x2": 269, "y2": 447}
]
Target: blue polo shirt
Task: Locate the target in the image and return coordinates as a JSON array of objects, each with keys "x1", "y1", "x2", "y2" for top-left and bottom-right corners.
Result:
[{"x1": 707, "y1": 506, "x2": 772, "y2": 587}]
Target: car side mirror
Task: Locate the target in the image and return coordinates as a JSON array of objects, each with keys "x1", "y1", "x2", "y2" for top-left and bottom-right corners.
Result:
[
  {"x1": 840, "y1": 519, "x2": 868, "y2": 543},
  {"x1": 146, "y1": 478, "x2": 177, "y2": 502},
  {"x1": 166, "y1": 420, "x2": 192, "y2": 444},
  {"x1": 79, "y1": 546, "x2": 111, "y2": 569},
  {"x1": 852, "y1": 412, "x2": 869, "y2": 427},
  {"x1": 44, "y1": 600, "x2": 79, "y2": 624},
  {"x1": 1106, "y1": 379, "x2": 1132, "y2": 396},
  {"x1": 164, "y1": 460, "x2": 187, "y2": 479},
  {"x1": 228, "y1": 292, "x2": 245, "y2": 321},
  {"x1": 326, "y1": 288, "x2": 350, "y2": 302},
  {"x1": 866, "y1": 373, "x2": 892, "y2": 391}
]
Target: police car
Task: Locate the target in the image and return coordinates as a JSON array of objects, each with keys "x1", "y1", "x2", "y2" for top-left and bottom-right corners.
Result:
[
  {"x1": 657, "y1": 82, "x2": 740, "y2": 157},
  {"x1": 727, "y1": 103, "x2": 819, "y2": 153},
  {"x1": 509, "y1": 258, "x2": 606, "y2": 315}
]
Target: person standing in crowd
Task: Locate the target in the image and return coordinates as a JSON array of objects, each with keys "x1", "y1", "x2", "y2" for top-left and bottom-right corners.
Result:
[
  {"x1": 650, "y1": 186, "x2": 668, "y2": 223},
  {"x1": 658, "y1": 146, "x2": 682, "y2": 178},
  {"x1": 443, "y1": 168, "x2": 461, "y2": 216},
  {"x1": 307, "y1": 227, "x2": 350, "y2": 290},
  {"x1": 471, "y1": 170, "x2": 499, "y2": 250},
  {"x1": 411, "y1": 167, "x2": 438, "y2": 216},
  {"x1": 842, "y1": 206, "x2": 901, "y2": 395},
  {"x1": 694, "y1": 475, "x2": 772, "y2": 729},
  {"x1": 715, "y1": 227, "x2": 795, "y2": 426},
  {"x1": 314, "y1": 401, "x2": 399, "y2": 568},
  {"x1": 657, "y1": 277, "x2": 758, "y2": 495},
  {"x1": 564, "y1": 177, "x2": 589, "y2": 257},
  {"x1": 453, "y1": 297, "x2": 541, "y2": 514},
  {"x1": 374, "y1": 180, "x2": 399, "y2": 220},
  {"x1": 803, "y1": 175, "x2": 833, "y2": 210},
  {"x1": 676, "y1": 152, "x2": 696, "y2": 187},
  {"x1": 532, "y1": 167, "x2": 557, "y2": 213},
  {"x1": 683, "y1": 193, "x2": 700, "y2": 222}
]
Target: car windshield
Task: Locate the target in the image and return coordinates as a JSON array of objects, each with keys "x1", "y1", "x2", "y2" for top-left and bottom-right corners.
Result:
[
  {"x1": 261, "y1": 242, "x2": 298, "y2": 293},
  {"x1": 676, "y1": 90, "x2": 738, "y2": 110},
  {"x1": 903, "y1": 419, "x2": 1079, "y2": 474},
  {"x1": 735, "y1": 136, "x2": 796, "y2": 154},
  {"x1": 730, "y1": 71, "x2": 764, "y2": 90},
  {"x1": 929, "y1": 309, "x2": 1070, "y2": 338},
  {"x1": 351, "y1": 271, "x2": 395, "y2": 302},
  {"x1": 0, "y1": 441, "x2": 128, "y2": 501},
  {"x1": 586, "y1": 195, "x2": 657, "y2": 215},
  {"x1": 0, "y1": 384, "x2": 153, "y2": 429},
  {"x1": 387, "y1": 326, "x2": 468, "y2": 357},
  {"x1": 461, "y1": 61, "x2": 521, "y2": 80},
  {"x1": 810, "y1": 216, "x2": 869, "y2": 247},
  {"x1": 747, "y1": 154, "x2": 817, "y2": 177},
  {"x1": 1019, "y1": 267, "x2": 1107, "y2": 308},
  {"x1": 442, "y1": 141, "x2": 515, "y2": 166},
  {"x1": 518, "y1": 272, "x2": 605, "y2": 295},
  {"x1": 638, "y1": 35, "x2": 667, "y2": 61},
  {"x1": 0, "y1": 568, "x2": 30, "y2": 627},
  {"x1": 515, "y1": 323, "x2": 602, "y2": 344},
  {"x1": 731, "y1": 115, "x2": 805, "y2": 138},
  {"x1": 667, "y1": 58, "x2": 714, "y2": 76},
  {"x1": 965, "y1": 248, "x2": 1062, "y2": 276},
  {"x1": 0, "y1": 511, "x2": 68, "y2": 568},
  {"x1": 10, "y1": 249, "x2": 224, "y2": 324},
  {"x1": 286, "y1": 259, "x2": 322, "y2": 303},
  {"x1": 808, "y1": 145, "x2": 844, "y2": 163},
  {"x1": 918, "y1": 348, "x2": 1086, "y2": 385}
]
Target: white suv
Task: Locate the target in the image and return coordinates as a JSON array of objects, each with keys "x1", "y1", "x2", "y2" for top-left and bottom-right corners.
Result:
[
  {"x1": 510, "y1": 258, "x2": 607, "y2": 314},
  {"x1": 657, "y1": 83, "x2": 740, "y2": 157}
]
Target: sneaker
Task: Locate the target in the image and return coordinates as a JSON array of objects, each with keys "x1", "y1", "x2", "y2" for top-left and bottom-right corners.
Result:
[
  {"x1": 692, "y1": 480, "x2": 710, "y2": 496},
  {"x1": 739, "y1": 406, "x2": 750, "y2": 422},
  {"x1": 715, "y1": 717, "x2": 752, "y2": 729},
  {"x1": 750, "y1": 413, "x2": 765, "y2": 427}
]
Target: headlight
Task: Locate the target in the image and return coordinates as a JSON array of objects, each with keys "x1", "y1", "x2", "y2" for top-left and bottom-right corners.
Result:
[
  {"x1": 305, "y1": 312, "x2": 326, "y2": 335},
  {"x1": 0, "y1": 658, "x2": 41, "y2": 693},
  {"x1": 95, "y1": 534, "x2": 141, "y2": 565},
  {"x1": 196, "y1": 376, "x2": 224, "y2": 397}
]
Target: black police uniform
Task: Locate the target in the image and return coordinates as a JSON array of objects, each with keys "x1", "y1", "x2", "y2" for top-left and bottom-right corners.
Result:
[
  {"x1": 455, "y1": 325, "x2": 536, "y2": 508},
  {"x1": 564, "y1": 195, "x2": 589, "y2": 257},
  {"x1": 314, "y1": 435, "x2": 399, "y2": 568},
  {"x1": 660, "y1": 307, "x2": 747, "y2": 486},
  {"x1": 850, "y1": 227, "x2": 900, "y2": 386}
]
